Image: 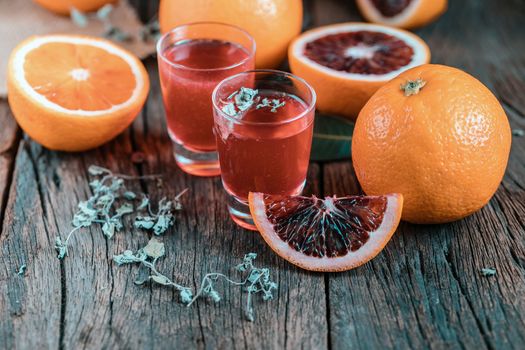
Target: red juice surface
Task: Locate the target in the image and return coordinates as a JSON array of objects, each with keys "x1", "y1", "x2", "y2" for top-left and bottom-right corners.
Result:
[
  {"x1": 158, "y1": 39, "x2": 253, "y2": 152},
  {"x1": 215, "y1": 91, "x2": 314, "y2": 200}
]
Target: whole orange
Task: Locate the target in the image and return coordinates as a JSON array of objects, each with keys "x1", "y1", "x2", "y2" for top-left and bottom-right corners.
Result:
[
  {"x1": 352, "y1": 64, "x2": 511, "y2": 224},
  {"x1": 33, "y1": 0, "x2": 117, "y2": 15},
  {"x1": 158, "y1": 0, "x2": 302, "y2": 69}
]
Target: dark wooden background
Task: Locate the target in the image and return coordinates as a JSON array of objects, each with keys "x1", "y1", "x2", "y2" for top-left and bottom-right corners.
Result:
[{"x1": 1, "y1": 0, "x2": 524, "y2": 349}]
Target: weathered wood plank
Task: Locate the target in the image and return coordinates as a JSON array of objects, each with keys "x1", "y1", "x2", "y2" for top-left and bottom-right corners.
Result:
[
  {"x1": 318, "y1": 0, "x2": 525, "y2": 348},
  {"x1": 0, "y1": 103, "x2": 19, "y2": 233},
  {"x1": 37, "y1": 59, "x2": 328, "y2": 349},
  {"x1": 100, "y1": 60, "x2": 327, "y2": 348},
  {"x1": 0, "y1": 140, "x2": 62, "y2": 349}
]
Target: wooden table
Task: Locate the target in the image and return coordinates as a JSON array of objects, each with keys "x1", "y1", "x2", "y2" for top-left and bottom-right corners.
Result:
[{"x1": 1, "y1": 1, "x2": 524, "y2": 349}]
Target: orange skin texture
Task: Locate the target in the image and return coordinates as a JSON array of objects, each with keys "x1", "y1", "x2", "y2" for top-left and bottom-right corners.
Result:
[
  {"x1": 352, "y1": 64, "x2": 512, "y2": 224},
  {"x1": 33, "y1": 0, "x2": 117, "y2": 15},
  {"x1": 357, "y1": 0, "x2": 448, "y2": 29},
  {"x1": 159, "y1": 0, "x2": 302, "y2": 69},
  {"x1": 288, "y1": 23, "x2": 430, "y2": 121},
  {"x1": 7, "y1": 36, "x2": 150, "y2": 152}
]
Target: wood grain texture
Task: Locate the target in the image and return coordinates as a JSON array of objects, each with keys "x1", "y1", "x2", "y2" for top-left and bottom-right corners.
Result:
[
  {"x1": 2, "y1": 60, "x2": 327, "y2": 350},
  {"x1": 0, "y1": 103, "x2": 20, "y2": 235},
  {"x1": 318, "y1": 0, "x2": 525, "y2": 349},
  {"x1": 0, "y1": 141, "x2": 61, "y2": 349}
]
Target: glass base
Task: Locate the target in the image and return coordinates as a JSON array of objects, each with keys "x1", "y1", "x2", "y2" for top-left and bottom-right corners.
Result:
[
  {"x1": 224, "y1": 180, "x2": 307, "y2": 231},
  {"x1": 171, "y1": 140, "x2": 220, "y2": 177},
  {"x1": 227, "y1": 195, "x2": 257, "y2": 231}
]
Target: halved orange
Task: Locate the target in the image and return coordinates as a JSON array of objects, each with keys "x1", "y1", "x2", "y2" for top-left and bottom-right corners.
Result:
[
  {"x1": 7, "y1": 34, "x2": 149, "y2": 151},
  {"x1": 249, "y1": 192, "x2": 403, "y2": 272},
  {"x1": 288, "y1": 23, "x2": 430, "y2": 120},
  {"x1": 356, "y1": 0, "x2": 447, "y2": 29}
]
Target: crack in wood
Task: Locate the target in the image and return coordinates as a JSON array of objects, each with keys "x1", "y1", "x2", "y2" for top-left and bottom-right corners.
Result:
[{"x1": 443, "y1": 248, "x2": 494, "y2": 350}]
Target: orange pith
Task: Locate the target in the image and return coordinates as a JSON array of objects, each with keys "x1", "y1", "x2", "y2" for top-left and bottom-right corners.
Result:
[
  {"x1": 356, "y1": 0, "x2": 448, "y2": 29},
  {"x1": 7, "y1": 35, "x2": 149, "y2": 152},
  {"x1": 24, "y1": 42, "x2": 135, "y2": 111},
  {"x1": 249, "y1": 192, "x2": 404, "y2": 272},
  {"x1": 352, "y1": 64, "x2": 511, "y2": 224}
]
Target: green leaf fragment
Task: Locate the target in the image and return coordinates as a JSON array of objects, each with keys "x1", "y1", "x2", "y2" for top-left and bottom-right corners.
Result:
[
  {"x1": 234, "y1": 87, "x2": 258, "y2": 112},
  {"x1": 256, "y1": 98, "x2": 286, "y2": 112},
  {"x1": 70, "y1": 7, "x2": 88, "y2": 28},
  {"x1": 17, "y1": 264, "x2": 27, "y2": 276},
  {"x1": 207, "y1": 289, "x2": 221, "y2": 303},
  {"x1": 481, "y1": 267, "x2": 496, "y2": 276},
  {"x1": 134, "y1": 276, "x2": 149, "y2": 285},
  {"x1": 150, "y1": 275, "x2": 172, "y2": 286},
  {"x1": 102, "y1": 221, "x2": 115, "y2": 238},
  {"x1": 104, "y1": 26, "x2": 133, "y2": 43},
  {"x1": 113, "y1": 250, "x2": 142, "y2": 266},
  {"x1": 134, "y1": 216, "x2": 155, "y2": 230},
  {"x1": 179, "y1": 289, "x2": 193, "y2": 304},
  {"x1": 512, "y1": 129, "x2": 524, "y2": 137},
  {"x1": 55, "y1": 237, "x2": 68, "y2": 259},
  {"x1": 88, "y1": 165, "x2": 109, "y2": 176},
  {"x1": 143, "y1": 238, "x2": 165, "y2": 259},
  {"x1": 221, "y1": 103, "x2": 237, "y2": 117},
  {"x1": 311, "y1": 113, "x2": 354, "y2": 162},
  {"x1": 96, "y1": 4, "x2": 113, "y2": 21},
  {"x1": 137, "y1": 196, "x2": 149, "y2": 211},
  {"x1": 153, "y1": 214, "x2": 173, "y2": 235},
  {"x1": 123, "y1": 191, "x2": 136, "y2": 200},
  {"x1": 115, "y1": 203, "x2": 134, "y2": 216}
]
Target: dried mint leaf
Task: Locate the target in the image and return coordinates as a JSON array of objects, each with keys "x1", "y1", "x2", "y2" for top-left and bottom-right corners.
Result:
[{"x1": 143, "y1": 238, "x2": 165, "y2": 259}]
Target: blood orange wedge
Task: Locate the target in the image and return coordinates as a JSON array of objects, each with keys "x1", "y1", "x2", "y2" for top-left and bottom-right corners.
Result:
[
  {"x1": 288, "y1": 23, "x2": 430, "y2": 120},
  {"x1": 357, "y1": 0, "x2": 447, "y2": 29},
  {"x1": 7, "y1": 34, "x2": 149, "y2": 151},
  {"x1": 249, "y1": 192, "x2": 403, "y2": 272}
]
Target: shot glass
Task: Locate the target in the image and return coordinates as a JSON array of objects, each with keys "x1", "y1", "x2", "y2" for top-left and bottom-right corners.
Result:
[
  {"x1": 212, "y1": 70, "x2": 316, "y2": 230},
  {"x1": 157, "y1": 22, "x2": 256, "y2": 176}
]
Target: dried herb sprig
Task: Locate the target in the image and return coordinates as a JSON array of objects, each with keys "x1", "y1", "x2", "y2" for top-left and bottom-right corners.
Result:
[
  {"x1": 16, "y1": 264, "x2": 27, "y2": 277},
  {"x1": 221, "y1": 87, "x2": 286, "y2": 117},
  {"x1": 139, "y1": 18, "x2": 161, "y2": 43},
  {"x1": 114, "y1": 239, "x2": 278, "y2": 321},
  {"x1": 70, "y1": 5, "x2": 133, "y2": 43},
  {"x1": 481, "y1": 267, "x2": 497, "y2": 277},
  {"x1": 134, "y1": 189, "x2": 188, "y2": 235},
  {"x1": 55, "y1": 165, "x2": 185, "y2": 259}
]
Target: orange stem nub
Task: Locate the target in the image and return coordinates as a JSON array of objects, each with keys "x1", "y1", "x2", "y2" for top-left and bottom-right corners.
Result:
[{"x1": 400, "y1": 78, "x2": 426, "y2": 96}]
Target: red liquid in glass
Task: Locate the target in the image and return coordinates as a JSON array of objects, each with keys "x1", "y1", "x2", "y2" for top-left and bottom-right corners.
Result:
[
  {"x1": 215, "y1": 91, "x2": 314, "y2": 201},
  {"x1": 159, "y1": 39, "x2": 253, "y2": 152}
]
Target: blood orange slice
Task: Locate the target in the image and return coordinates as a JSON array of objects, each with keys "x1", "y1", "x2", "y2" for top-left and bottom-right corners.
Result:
[
  {"x1": 249, "y1": 192, "x2": 403, "y2": 272},
  {"x1": 288, "y1": 23, "x2": 430, "y2": 120},
  {"x1": 357, "y1": 0, "x2": 447, "y2": 29}
]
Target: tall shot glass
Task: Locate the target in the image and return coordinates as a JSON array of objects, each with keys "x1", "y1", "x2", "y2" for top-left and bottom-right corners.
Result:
[
  {"x1": 212, "y1": 70, "x2": 316, "y2": 230},
  {"x1": 157, "y1": 22, "x2": 256, "y2": 176}
]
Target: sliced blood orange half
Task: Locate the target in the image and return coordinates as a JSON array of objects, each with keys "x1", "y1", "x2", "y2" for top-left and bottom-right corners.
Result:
[
  {"x1": 357, "y1": 0, "x2": 447, "y2": 29},
  {"x1": 288, "y1": 23, "x2": 430, "y2": 120},
  {"x1": 249, "y1": 192, "x2": 403, "y2": 272}
]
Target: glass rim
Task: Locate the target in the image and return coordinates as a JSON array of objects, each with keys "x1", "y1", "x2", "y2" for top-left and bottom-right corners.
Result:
[
  {"x1": 156, "y1": 21, "x2": 256, "y2": 72},
  {"x1": 212, "y1": 69, "x2": 317, "y2": 126}
]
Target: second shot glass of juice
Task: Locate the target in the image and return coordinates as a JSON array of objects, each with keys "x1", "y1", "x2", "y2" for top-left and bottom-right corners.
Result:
[
  {"x1": 157, "y1": 22, "x2": 255, "y2": 176},
  {"x1": 212, "y1": 70, "x2": 316, "y2": 230}
]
